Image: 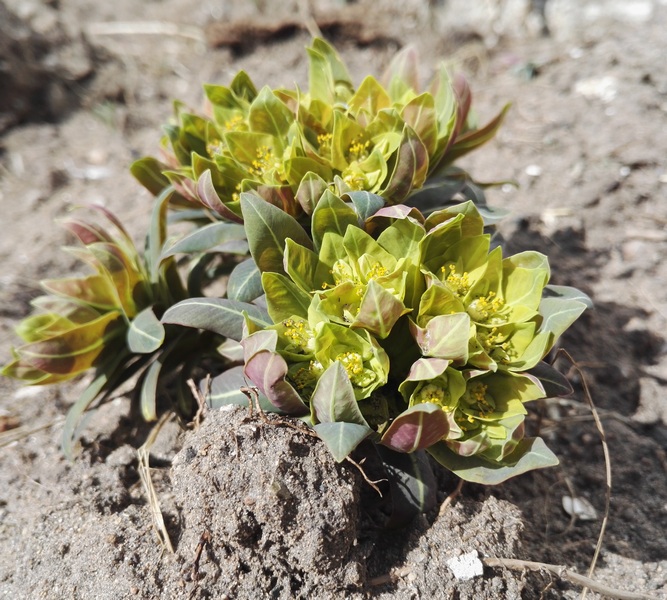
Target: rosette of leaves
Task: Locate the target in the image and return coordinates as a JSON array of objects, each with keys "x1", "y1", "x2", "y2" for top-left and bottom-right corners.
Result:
[
  {"x1": 131, "y1": 38, "x2": 508, "y2": 226},
  {"x1": 203, "y1": 190, "x2": 590, "y2": 498},
  {"x1": 1, "y1": 195, "x2": 270, "y2": 456}
]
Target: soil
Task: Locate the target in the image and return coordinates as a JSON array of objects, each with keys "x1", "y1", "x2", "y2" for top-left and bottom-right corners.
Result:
[{"x1": 1, "y1": 1, "x2": 667, "y2": 598}]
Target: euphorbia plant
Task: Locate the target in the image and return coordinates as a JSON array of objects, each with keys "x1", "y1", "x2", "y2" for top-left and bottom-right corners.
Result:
[{"x1": 2, "y1": 37, "x2": 588, "y2": 519}]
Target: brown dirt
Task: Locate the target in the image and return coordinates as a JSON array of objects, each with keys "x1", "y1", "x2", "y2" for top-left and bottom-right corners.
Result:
[{"x1": 1, "y1": 1, "x2": 667, "y2": 598}]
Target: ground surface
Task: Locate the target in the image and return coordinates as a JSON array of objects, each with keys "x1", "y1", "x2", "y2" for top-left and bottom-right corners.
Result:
[{"x1": 1, "y1": 0, "x2": 667, "y2": 598}]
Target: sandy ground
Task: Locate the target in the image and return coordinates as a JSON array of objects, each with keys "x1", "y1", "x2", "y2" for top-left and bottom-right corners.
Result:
[{"x1": 1, "y1": 0, "x2": 667, "y2": 598}]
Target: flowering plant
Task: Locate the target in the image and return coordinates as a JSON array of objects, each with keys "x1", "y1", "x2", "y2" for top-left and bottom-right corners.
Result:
[{"x1": 3, "y1": 38, "x2": 587, "y2": 514}]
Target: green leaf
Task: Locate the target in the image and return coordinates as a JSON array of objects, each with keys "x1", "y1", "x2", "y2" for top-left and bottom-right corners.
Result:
[
  {"x1": 348, "y1": 75, "x2": 392, "y2": 117},
  {"x1": 380, "y1": 403, "x2": 449, "y2": 453},
  {"x1": 262, "y1": 271, "x2": 311, "y2": 322},
  {"x1": 313, "y1": 422, "x2": 372, "y2": 462},
  {"x1": 161, "y1": 298, "x2": 271, "y2": 342},
  {"x1": 284, "y1": 238, "x2": 331, "y2": 293},
  {"x1": 130, "y1": 157, "x2": 170, "y2": 196},
  {"x1": 311, "y1": 362, "x2": 369, "y2": 426},
  {"x1": 127, "y1": 307, "x2": 165, "y2": 354},
  {"x1": 307, "y1": 38, "x2": 354, "y2": 105},
  {"x1": 160, "y1": 222, "x2": 247, "y2": 259},
  {"x1": 196, "y1": 169, "x2": 244, "y2": 222},
  {"x1": 227, "y1": 258, "x2": 263, "y2": 302},
  {"x1": 311, "y1": 190, "x2": 358, "y2": 251},
  {"x1": 248, "y1": 86, "x2": 294, "y2": 145},
  {"x1": 240, "y1": 192, "x2": 312, "y2": 273},
  {"x1": 427, "y1": 436, "x2": 559, "y2": 484}
]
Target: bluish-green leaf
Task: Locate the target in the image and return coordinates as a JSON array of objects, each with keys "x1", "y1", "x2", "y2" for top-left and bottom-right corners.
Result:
[
  {"x1": 427, "y1": 436, "x2": 559, "y2": 484},
  {"x1": 313, "y1": 422, "x2": 372, "y2": 462},
  {"x1": 161, "y1": 222, "x2": 247, "y2": 259},
  {"x1": 162, "y1": 298, "x2": 271, "y2": 341},
  {"x1": 377, "y1": 446, "x2": 437, "y2": 528},
  {"x1": 228, "y1": 258, "x2": 263, "y2": 302},
  {"x1": 127, "y1": 307, "x2": 165, "y2": 354},
  {"x1": 343, "y1": 191, "x2": 385, "y2": 223},
  {"x1": 206, "y1": 366, "x2": 279, "y2": 412},
  {"x1": 543, "y1": 284, "x2": 594, "y2": 309}
]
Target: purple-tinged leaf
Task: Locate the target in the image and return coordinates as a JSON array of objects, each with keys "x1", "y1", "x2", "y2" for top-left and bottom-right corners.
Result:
[
  {"x1": 444, "y1": 104, "x2": 511, "y2": 165},
  {"x1": 409, "y1": 313, "x2": 470, "y2": 361},
  {"x1": 17, "y1": 312, "x2": 123, "y2": 376},
  {"x1": 380, "y1": 403, "x2": 448, "y2": 453},
  {"x1": 244, "y1": 349, "x2": 309, "y2": 415},
  {"x1": 404, "y1": 357, "x2": 451, "y2": 383},
  {"x1": 196, "y1": 170, "x2": 243, "y2": 223},
  {"x1": 381, "y1": 126, "x2": 429, "y2": 204},
  {"x1": 355, "y1": 280, "x2": 409, "y2": 339},
  {"x1": 296, "y1": 171, "x2": 329, "y2": 215}
]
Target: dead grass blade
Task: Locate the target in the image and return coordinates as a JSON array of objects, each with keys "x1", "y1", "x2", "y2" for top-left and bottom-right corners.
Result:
[
  {"x1": 555, "y1": 349, "x2": 612, "y2": 600},
  {"x1": 0, "y1": 418, "x2": 64, "y2": 448},
  {"x1": 137, "y1": 411, "x2": 175, "y2": 554}
]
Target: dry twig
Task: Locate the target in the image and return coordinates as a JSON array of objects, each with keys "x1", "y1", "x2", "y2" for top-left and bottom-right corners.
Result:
[{"x1": 483, "y1": 557, "x2": 659, "y2": 600}]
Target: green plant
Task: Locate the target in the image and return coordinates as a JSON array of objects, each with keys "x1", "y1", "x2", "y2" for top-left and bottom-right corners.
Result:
[{"x1": 3, "y1": 38, "x2": 587, "y2": 517}]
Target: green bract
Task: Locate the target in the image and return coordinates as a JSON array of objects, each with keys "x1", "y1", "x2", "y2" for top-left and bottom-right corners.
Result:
[
  {"x1": 237, "y1": 195, "x2": 589, "y2": 483},
  {"x1": 132, "y1": 38, "x2": 508, "y2": 222}
]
